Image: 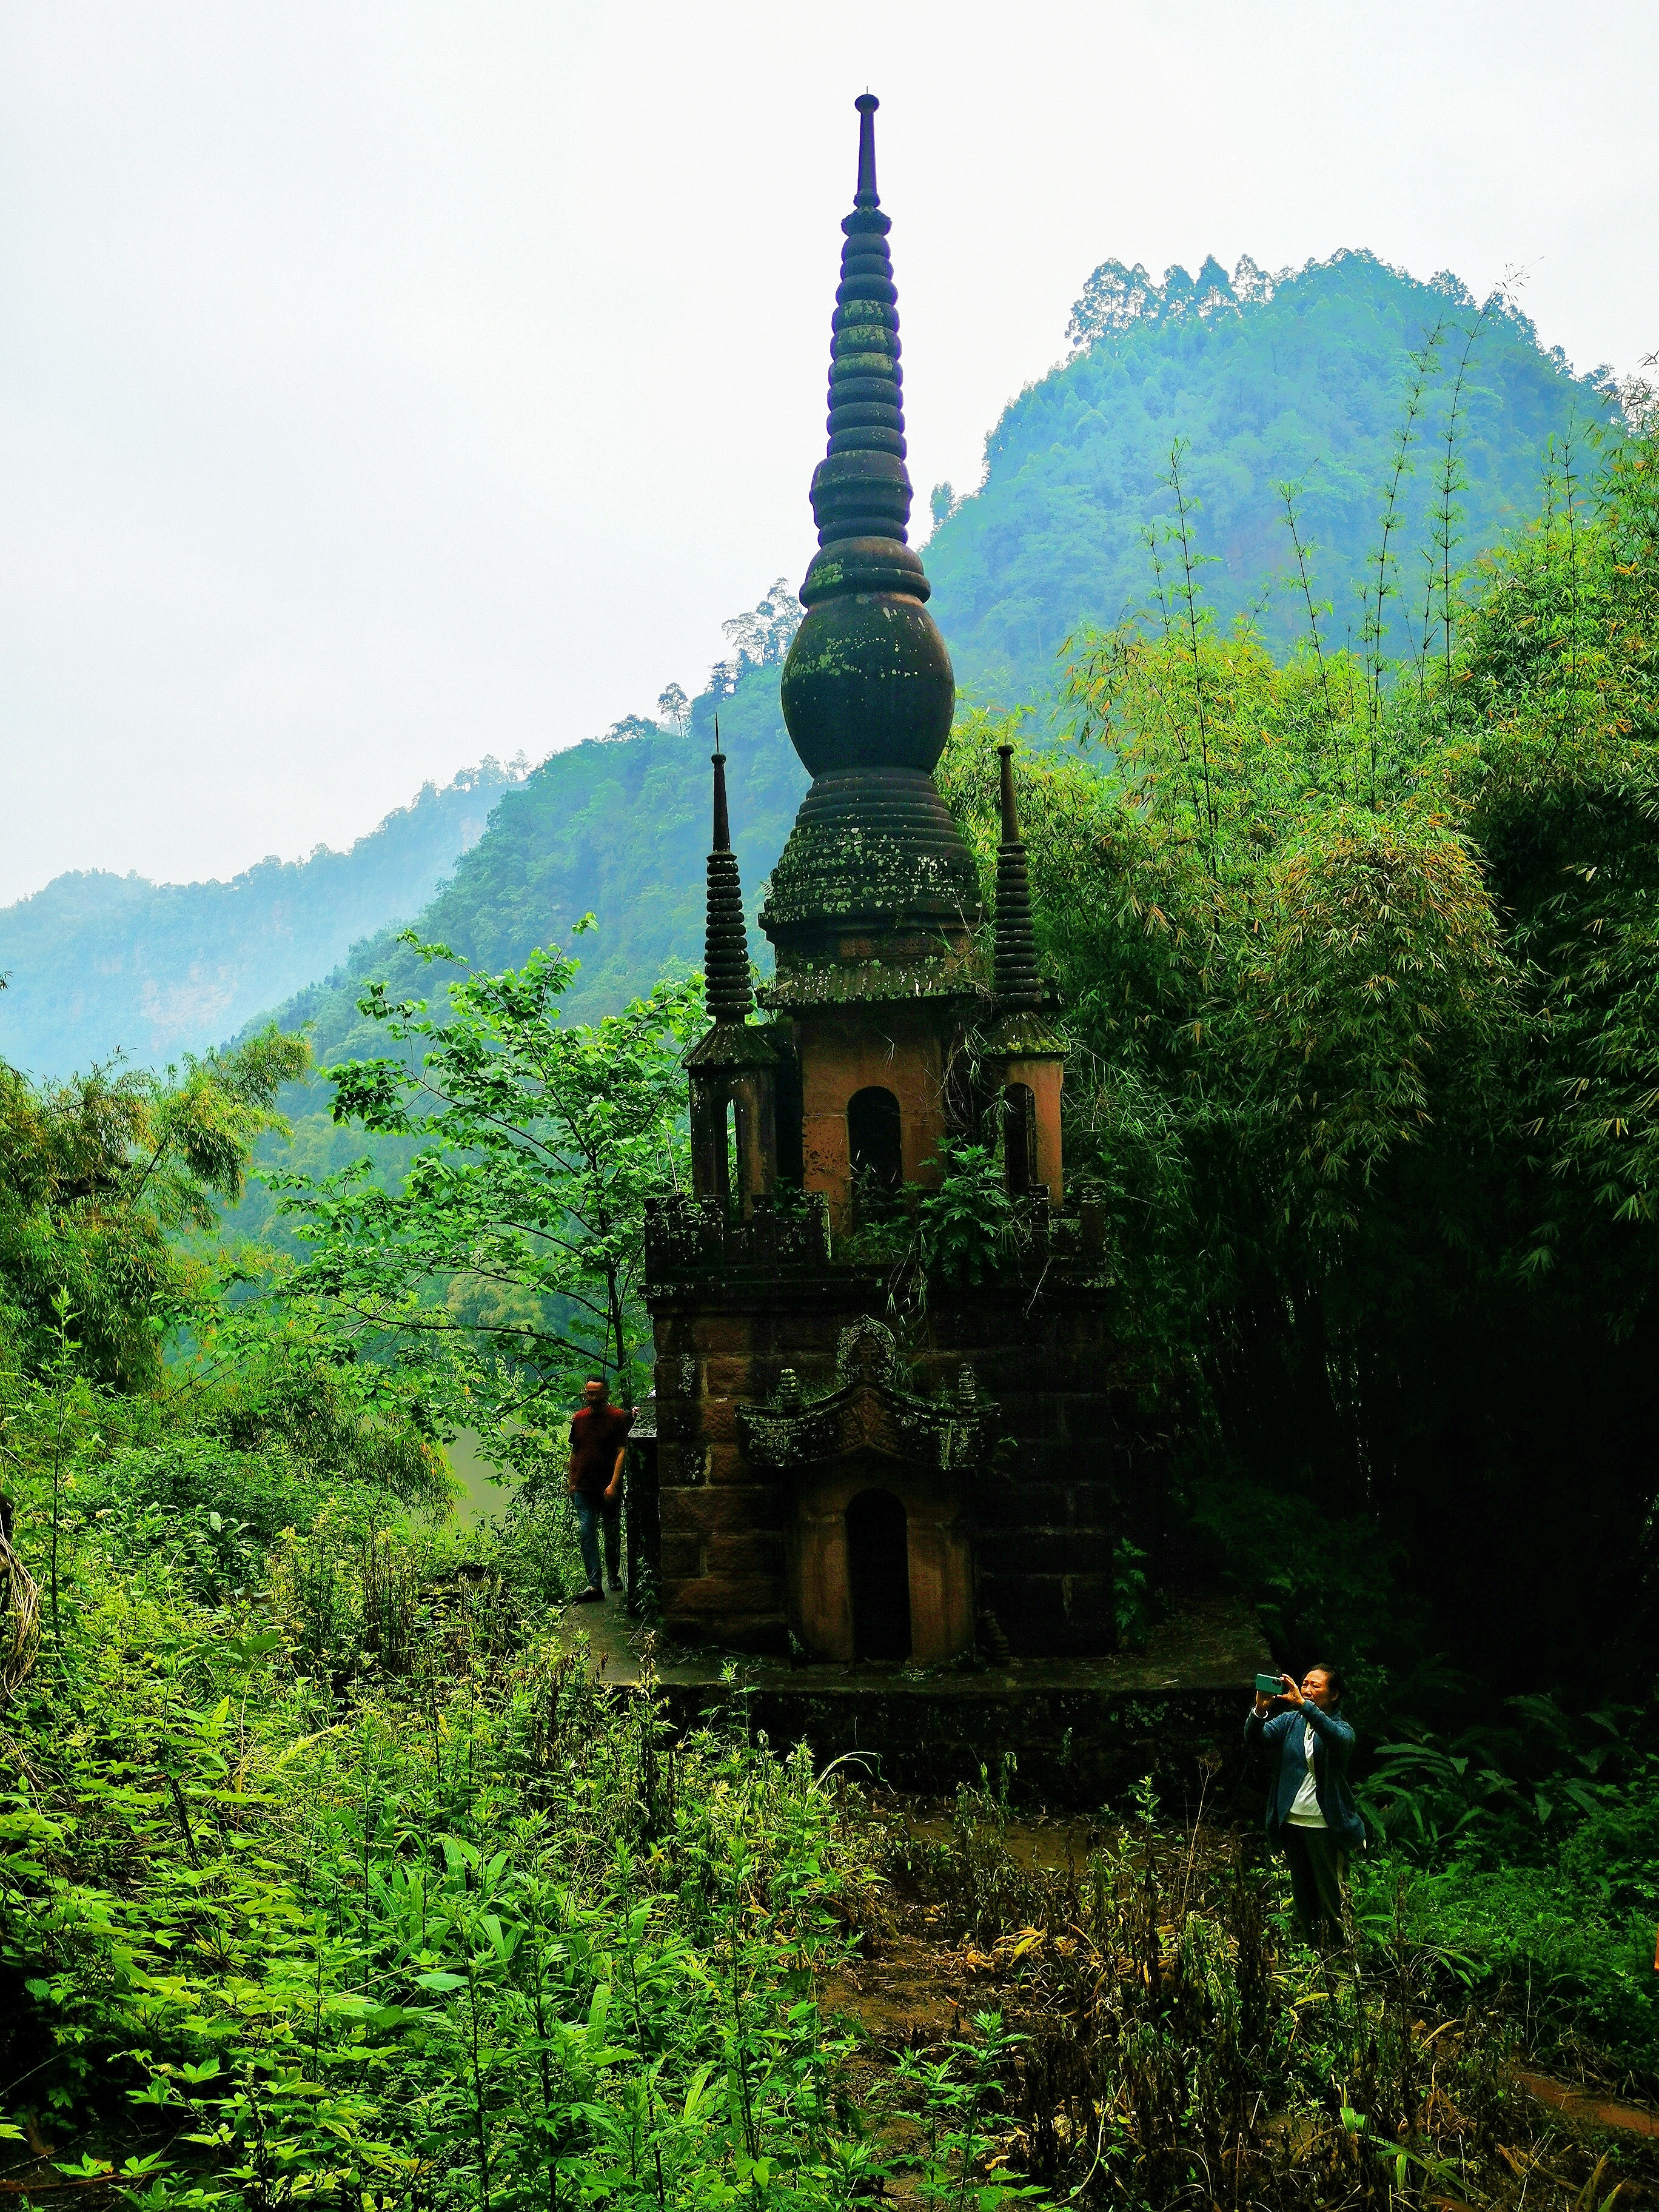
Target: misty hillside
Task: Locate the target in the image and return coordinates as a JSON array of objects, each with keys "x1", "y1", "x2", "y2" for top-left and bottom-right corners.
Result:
[
  {"x1": 928, "y1": 249, "x2": 1614, "y2": 706},
  {"x1": 7, "y1": 248, "x2": 1613, "y2": 1095},
  {"x1": 256, "y1": 251, "x2": 1609, "y2": 1079},
  {"x1": 221, "y1": 658, "x2": 802, "y2": 1240},
  {"x1": 0, "y1": 759, "x2": 524, "y2": 1078}
]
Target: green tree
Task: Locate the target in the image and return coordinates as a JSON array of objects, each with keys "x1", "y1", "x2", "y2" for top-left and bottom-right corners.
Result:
[
  {"x1": 273, "y1": 930, "x2": 700, "y2": 1488},
  {"x1": 1453, "y1": 422, "x2": 1659, "y2": 1232},
  {"x1": 928, "y1": 249, "x2": 1611, "y2": 709},
  {"x1": 939, "y1": 418, "x2": 1659, "y2": 1699},
  {"x1": 0, "y1": 1026, "x2": 309, "y2": 1387}
]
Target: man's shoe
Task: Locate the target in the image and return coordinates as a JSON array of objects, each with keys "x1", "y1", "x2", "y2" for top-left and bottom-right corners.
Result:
[
  {"x1": 608, "y1": 1577, "x2": 625, "y2": 1595},
  {"x1": 572, "y1": 1588, "x2": 604, "y2": 1605}
]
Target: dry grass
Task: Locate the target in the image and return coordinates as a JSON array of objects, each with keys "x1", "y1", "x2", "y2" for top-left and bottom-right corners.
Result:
[{"x1": 818, "y1": 1788, "x2": 1659, "y2": 2210}]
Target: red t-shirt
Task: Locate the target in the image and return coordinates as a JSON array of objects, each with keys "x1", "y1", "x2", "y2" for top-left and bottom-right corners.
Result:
[{"x1": 569, "y1": 1403, "x2": 632, "y2": 1496}]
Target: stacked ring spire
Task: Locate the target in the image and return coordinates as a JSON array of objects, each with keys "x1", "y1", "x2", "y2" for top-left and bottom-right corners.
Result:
[
  {"x1": 702, "y1": 743, "x2": 754, "y2": 1024},
  {"x1": 765, "y1": 93, "x2": 979, "y2": 954},
  {"x1": 811, "y1": 94, "x2": 913, "y2": 553}
]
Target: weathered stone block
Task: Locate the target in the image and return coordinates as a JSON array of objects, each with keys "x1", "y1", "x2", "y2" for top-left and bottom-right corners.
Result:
[
  {"x1": 668, "y1": 1573, "x2": 785, "y2": 1616},
  {"x1": 991, "y1": 1529, "x2": 1116, "y2": 1575},
  {"x1": 705, "y1": 1439, "x2": 753, "y2": 1483},
  {"x1": 707, "y1": 1529, "x2": 787, "y2": 1574},
  {"x1": 908, "y1": 1353, "x2": 966, "y2": 1394},
  {"x1": 987, "y1": 1570, "x2": 1116, "y2": 1655},
  {"x1": 1016, "y1": 1443, "x2": 1110, "y2": 1492},
  {"x1": 690, "y1": 1315, "x2": 761, "y2": 1357},
  {"x1": 716, "y1": 1484, "x2": 786, "y2": 1532},
  {"x1": 655, "y1": 1441, "x2": 691, "y2": 1485},
  {"x1": 1061, "y1": 1573, "x2": 1116, "y2": 1616},
  {"x1": 974, "y1": 1481, "x2": 1069, "y2": 1529},
  {"x1": 659, "y1": 1535, "x2": 704, "y2": 1580},
  {"x1": 1000, "y1": 1396, "x2": 1072, "y2": 1441},
  {"x1": 651, "y1": 1404, "x2": 696, "y2": 1446},
  {"x1": 760, "y1": 1309, "x2": 847, "y2": 1352},
  {"x1": 697, "y1": 1396, "x2": 740, "y2": 1444},
  {"x1": 658, "y1": 1487, "x2": 720, "y2": 1535},
  {"x1": 937, "y1": 1349, "x2": 1027, "y2": 1393}
]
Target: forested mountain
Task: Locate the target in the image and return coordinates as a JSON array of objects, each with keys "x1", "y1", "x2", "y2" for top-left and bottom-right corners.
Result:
[
  {"x1": 5, "y1": 249, "x2": 1610, "y2": 1098},
  {"x1": 244, "y1": 253, "x2": 1607, "y2": 1130},
  {"x1": 0, "y1": 758, "x2": 523, "y2": 1079},
  {"x1": 227, "y1": 651, "x2": 803, "y2": 1234},
  {"x1": 926, "y1": 249, "x2": 1615, "y2": 706}
]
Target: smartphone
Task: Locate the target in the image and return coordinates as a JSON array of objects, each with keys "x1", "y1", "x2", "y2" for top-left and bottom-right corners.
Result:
[{"x1": 1254, "y1": 1672, "x2": 1284, "y2": 1697}]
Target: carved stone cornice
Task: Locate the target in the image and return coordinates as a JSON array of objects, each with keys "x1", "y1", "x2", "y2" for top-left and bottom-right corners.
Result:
[
  {"x1": 644, "y1": 1190, "x2": 833, "y2": 1284},
  {"x1": 737, "y1": 1316, "x2": 994, "y2": 1473}
]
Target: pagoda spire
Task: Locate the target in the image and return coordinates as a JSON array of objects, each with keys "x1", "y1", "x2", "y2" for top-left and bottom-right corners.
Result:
[
  {"x1": 776, "y1": 87, "x2": 959, "y2": 774},
  {"x1": 763, "y1": 93, "x2": 979, "y2": 971},
  {"x1": 993, "y1": 745, "x2": 1042, "y2": 1008},
  {"x1": 803, "y1": 91, "x2": 916, "y2": 565},
  {"x1": 703, "y1": 726, "x2": 752, "y2": 1022}
]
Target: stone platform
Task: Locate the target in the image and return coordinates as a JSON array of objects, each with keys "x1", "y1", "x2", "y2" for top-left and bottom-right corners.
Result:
[{"x1": 550, "y1": 1592, "x2": 1272, "y2": 1810}]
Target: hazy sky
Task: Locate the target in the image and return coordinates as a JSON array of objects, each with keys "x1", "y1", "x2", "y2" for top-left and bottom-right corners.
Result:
[{"x1": 2, "y1": 2, "x2": 1655, "y2": 905}]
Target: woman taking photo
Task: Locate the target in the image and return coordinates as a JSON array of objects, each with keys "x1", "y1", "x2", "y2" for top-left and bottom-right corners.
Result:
[{"x1": 1245, "y1": 1663, "x2": 1366, "y2": 1946}]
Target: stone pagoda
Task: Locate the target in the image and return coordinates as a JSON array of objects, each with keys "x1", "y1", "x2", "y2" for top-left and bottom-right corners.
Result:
[{"x1": 640, "y1": 96, "x2": 1159, "y2": 1668}]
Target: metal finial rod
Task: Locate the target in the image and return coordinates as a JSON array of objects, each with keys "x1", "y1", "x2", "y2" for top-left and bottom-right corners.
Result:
[{"x1": 855, "y1": 92, "x2": 879, "y2": 205}]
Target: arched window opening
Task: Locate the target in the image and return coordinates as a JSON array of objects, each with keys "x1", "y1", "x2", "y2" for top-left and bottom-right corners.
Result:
[
  {"x1": 1003, "y1": 1082, "x2": 1037, "y2": 1194},
  {"x1": 846, "y1": 1488, "x2": 911, "y2": 1661},
  {"x1": 724, "y1": 1098, "x2": 740, "y2": 1209},
  {"x1": 848, "y1": 1085, "x2": 903, "y2": 1203},
  {"x1": 691, "y1": 1081, "x2": 733, "y2": 1206}
]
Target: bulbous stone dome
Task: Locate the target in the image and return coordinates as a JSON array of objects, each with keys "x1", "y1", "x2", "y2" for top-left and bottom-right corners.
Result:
[{"x1": 765, "y1": 96, "x2": 980, "y2": 966}]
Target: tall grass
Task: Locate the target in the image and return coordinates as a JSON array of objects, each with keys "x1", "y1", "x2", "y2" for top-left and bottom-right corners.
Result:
[{"x1": 0, "y1": 1396, "x2": 1041, "y2": 2212}]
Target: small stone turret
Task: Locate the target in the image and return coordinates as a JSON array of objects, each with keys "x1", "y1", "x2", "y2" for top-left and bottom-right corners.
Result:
[
  {"x1": 993, "y1": 743, "x2": 1042, "y2": 1007},
  {"x1": 685, "y1": 741, "x2": 781, "y2": 1211},
  {"x1": 703, "y1": 738, "x2": 753, "y2": 1023},
  {"x1": 984, "y1": 743, "x2": 1067, "y2": 1197}
]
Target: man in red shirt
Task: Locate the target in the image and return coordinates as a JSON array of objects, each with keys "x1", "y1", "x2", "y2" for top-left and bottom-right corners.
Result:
[{"x1": 566, "y1": 1376, "x2": 632, "y2": 1603}]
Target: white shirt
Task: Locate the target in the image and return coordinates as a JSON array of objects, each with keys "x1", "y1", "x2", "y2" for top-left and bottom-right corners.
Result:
[{"x1": 1286, "y1": 1720, "x2": 1327, "y2": 1827}]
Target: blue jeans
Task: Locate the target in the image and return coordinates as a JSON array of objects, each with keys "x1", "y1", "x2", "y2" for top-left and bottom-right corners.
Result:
[{"x1": 573, "y1": 1493, "x2": 622, "y2": 1592}]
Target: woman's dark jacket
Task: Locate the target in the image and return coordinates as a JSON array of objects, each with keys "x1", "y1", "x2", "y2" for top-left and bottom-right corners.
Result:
[{"x1": 1243, "y1": 1702, "x2": 1365, "y2": 1851}]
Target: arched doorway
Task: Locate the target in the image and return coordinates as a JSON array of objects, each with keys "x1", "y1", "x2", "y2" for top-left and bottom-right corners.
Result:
[
  {"x1": 846, "y1": 1487, "x2": 911, "y2": 1660},
  {"x1": 848, "y1": 1085, "x2": 903, "y2": 1201}
]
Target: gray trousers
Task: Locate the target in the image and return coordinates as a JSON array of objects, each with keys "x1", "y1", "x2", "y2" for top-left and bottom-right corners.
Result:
[{"x1": 1280, "y1": 1824, "x2": 1347, "y2": 1945}]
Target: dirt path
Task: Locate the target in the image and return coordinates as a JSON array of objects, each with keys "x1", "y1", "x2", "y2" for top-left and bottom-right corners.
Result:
[{"x1": 1520, "y1": 2071, "x2": 1659, "y2": 2141}]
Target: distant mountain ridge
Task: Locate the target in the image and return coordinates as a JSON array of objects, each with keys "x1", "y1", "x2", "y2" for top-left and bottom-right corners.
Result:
[
  {"x1": 0, "y1": 758, "x2": 525, "y2": 1078},
  {"x1": 2, "y1": 248, "x2": 1616, "y2": 1090},
  {"x1": 271, "y1": 251, "x2": 1601, "y2": 1068}
]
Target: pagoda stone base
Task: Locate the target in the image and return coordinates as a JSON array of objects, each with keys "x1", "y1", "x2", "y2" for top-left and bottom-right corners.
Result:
[
  {"x1": 645, "y1": 1272, "x2": 1164, "y2": 1663},
  {"x1": 555, "y1": 1595, "x2": 1269, "y2": 1809}
]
